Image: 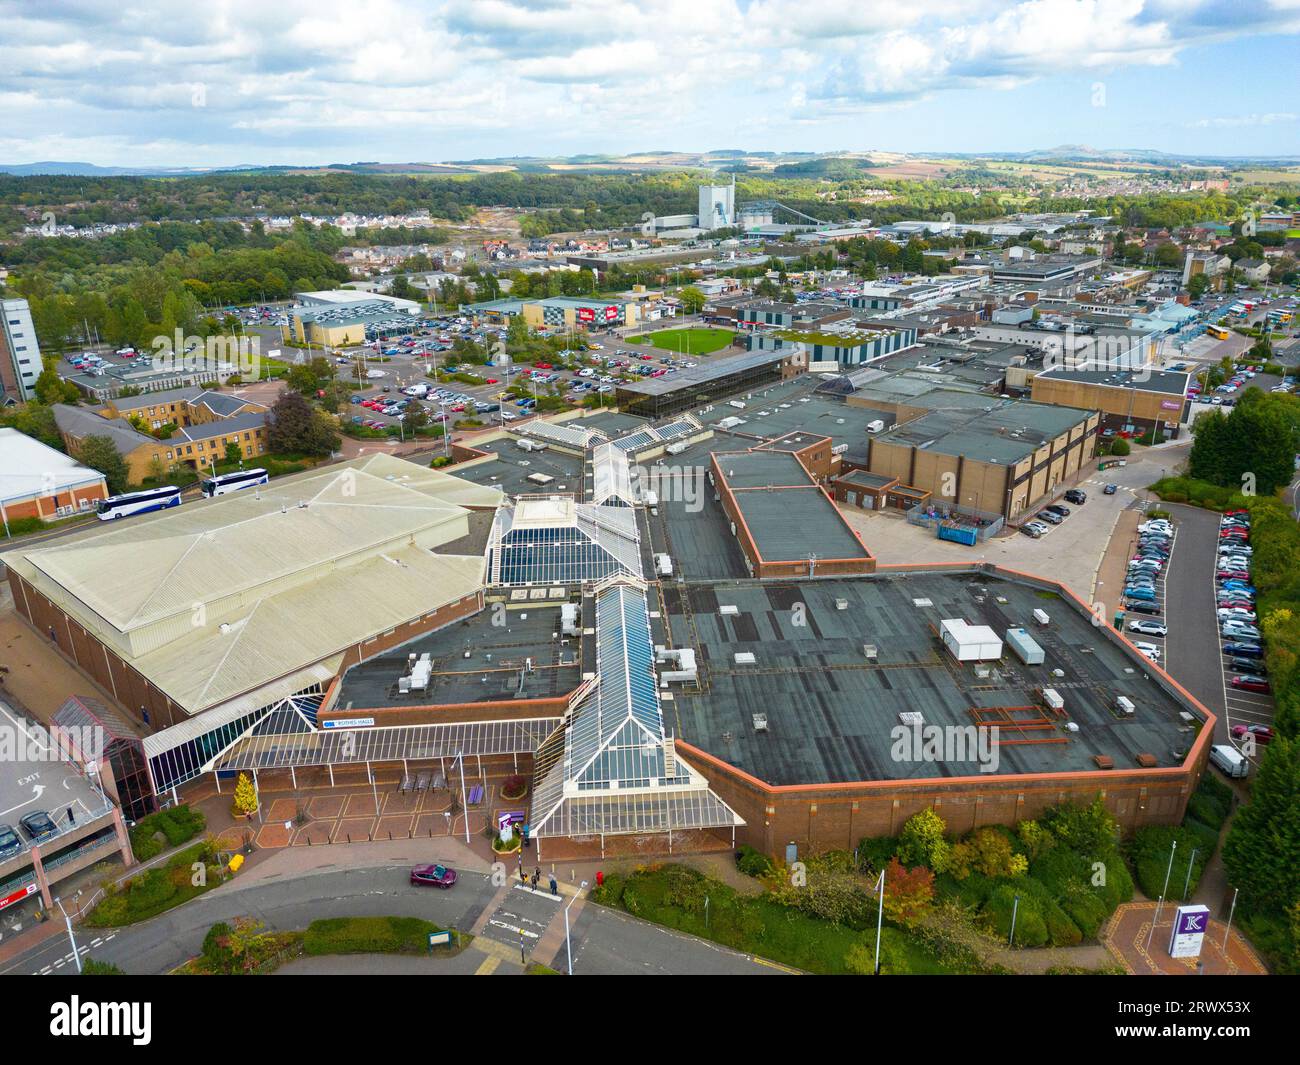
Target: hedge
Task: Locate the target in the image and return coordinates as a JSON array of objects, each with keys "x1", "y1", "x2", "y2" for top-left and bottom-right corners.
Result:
[
  {"x1": 128, "y1": 805, "x2": 206, "y2": 861},
  {"x1": 1127, "y1": 825, "x2": 1211, "y2": 900}
]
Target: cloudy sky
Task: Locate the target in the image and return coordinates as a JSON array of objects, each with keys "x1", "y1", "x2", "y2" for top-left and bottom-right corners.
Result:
[{"x1": 2, "y1": 0, "x2": 1298, "y2": 166}]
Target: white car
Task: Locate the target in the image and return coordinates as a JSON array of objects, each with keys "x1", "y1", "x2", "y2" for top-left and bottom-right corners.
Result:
[
  {"x1": 1128, "y1": 620, "x2": 1168, "y2": 637},
  {"x1": 1138, "y1": 521, "x2": 1172, "y2": 534},
  {"x1": 1134, "y1": 642, "x2": 1162, "y2": 661}
]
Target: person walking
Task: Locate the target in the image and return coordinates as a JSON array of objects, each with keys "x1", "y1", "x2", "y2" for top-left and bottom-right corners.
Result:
[{"x1": 549, "y1": 874, "x2": 558, "y2": 897}]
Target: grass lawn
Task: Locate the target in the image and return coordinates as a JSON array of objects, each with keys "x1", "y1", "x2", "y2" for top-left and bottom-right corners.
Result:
[{"x1": 638, "y1": 327, "x2": 736, "y2": 356}]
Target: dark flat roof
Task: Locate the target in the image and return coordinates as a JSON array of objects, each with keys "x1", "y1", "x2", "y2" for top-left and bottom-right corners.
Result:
[
  {"x1": 733, "y1": 487, "x2": 872, "y2": 562},
  {"x1": 1035, "y1": 366, "x2": 1191, "y2": 396},
  {"x1": 618, "y1": 349, "x2": 786, "y2": 397},
  {"x1": 336, "y1": 604, "x2": 581, "y2": 710},
  {"x1": 662, "y1": 572, "x2": 1207, "y2": 786}
]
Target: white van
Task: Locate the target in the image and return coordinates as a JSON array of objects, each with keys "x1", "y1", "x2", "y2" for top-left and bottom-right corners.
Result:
[{"x1": 1209, "y1": 744, "x2": 1248, "y2": 779}]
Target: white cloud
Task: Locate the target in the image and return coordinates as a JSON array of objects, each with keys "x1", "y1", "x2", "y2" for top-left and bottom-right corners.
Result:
[{"x1": 0, "y1": 0, "x2": 1297, "y2": 164}]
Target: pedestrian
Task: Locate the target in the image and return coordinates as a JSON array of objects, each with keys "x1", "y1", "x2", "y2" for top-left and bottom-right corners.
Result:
[
  {"x1": 531, "y1": 868, "x2": 540, "y2": 890},
  {"x1": 518, "y1": 862, "x2": 527, "y2": 885},
  {"x1": 549, "y1": 874, "x2": 558, "y2": 897},
  {"x1": 48, "y1": 626, "x2": 57, "y2": 645}
]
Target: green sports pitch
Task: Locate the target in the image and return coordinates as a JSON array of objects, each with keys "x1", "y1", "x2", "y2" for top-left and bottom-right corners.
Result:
[{"x1": 633, "y1": 327, "x2": 737, "y2": 356}]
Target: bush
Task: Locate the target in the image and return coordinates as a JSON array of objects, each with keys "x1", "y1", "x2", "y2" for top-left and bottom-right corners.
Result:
[
  {"x1": 855, "y1": 835, "x2": 899, "y2": 872},
  {"x1": 988, "y1": 885, "x2": 1048, "y2": 947},
  {"x1": 81, "y1": 958, "x2": 124, "y2": 975},
  {"x1": 1109, "y1": 437, "x2": 1131, "y2": 456},
  {"x1": 736, "y1": 845, "x2": 775, "y2": 879},
  {"x1": 1128, "y1": 825, "x2": 1211, "y2": 900}
]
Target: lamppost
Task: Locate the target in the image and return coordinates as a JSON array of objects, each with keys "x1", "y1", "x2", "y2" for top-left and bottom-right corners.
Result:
[
  {"x1": 55, "y1": 897, "x2": 81, "y2": 973},
  {"x1": 563, "y1": 879, "x2": 589, "y2": 975}
]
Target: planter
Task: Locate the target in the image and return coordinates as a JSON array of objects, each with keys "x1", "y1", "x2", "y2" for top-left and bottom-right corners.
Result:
[{"x1": 492, "y1": 837, "x2": 522, "y2": 856}]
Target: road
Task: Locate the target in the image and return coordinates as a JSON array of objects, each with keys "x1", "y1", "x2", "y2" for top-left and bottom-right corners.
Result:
[{"x1": 0, "y1": 862, "x2": 782, "y2": 977}]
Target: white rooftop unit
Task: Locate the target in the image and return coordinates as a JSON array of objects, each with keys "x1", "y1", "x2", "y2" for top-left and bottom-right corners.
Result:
[
  {"x1": 1115, "y1": 696, "x2": 1136, "y2": 716},
  {"x1": 939, "y1": 619, "x2": 1004, "y2": 663},
  {"x1": 1005, "y1": 627, "x2": 1045, "y2": 666},
  {"x1": 560, "y1": 602, "x2": 580, "y2": 637},
  {"x1": 1041, "y1": 688, "x2": 1065, "y2": 712},
  {"x1": 1032, "y1": 608, "x2": 1050, "y2": 626}
]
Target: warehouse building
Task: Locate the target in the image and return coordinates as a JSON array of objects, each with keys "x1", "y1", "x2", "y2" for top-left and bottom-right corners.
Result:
[
  {"x1": 0, "y1": 428, "x2": 107, "y2": 526},
  {"x1": 616, "y1": 349, "x2": 804, "y2": 418},
  {"x1": 2, "y1": 454, "x2": 502, "y2": 802},
  {"x1": 1030, "y1": 366, "x2": 1191, "y2": 440}
]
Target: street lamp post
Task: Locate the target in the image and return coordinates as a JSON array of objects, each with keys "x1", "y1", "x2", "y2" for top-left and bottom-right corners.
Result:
[
  {"x1": 563, "y1": 880, "x2": 589, "y2": 975},
  {"x1": 55, "y1": 897, "x2": 81, "y2": 973}
]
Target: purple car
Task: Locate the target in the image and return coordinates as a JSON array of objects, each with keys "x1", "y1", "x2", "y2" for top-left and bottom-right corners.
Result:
[{"x1": 410, "y1": 863, "x2": 457, "y2": 888}]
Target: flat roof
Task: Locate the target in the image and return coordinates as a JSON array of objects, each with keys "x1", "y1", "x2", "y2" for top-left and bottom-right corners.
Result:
[
  {"x1": 335, "y1": 602, "x2": 581, "y2": 711},
  {"x1": 713, "y1": 451, "x2": 872, "y2": 563},
  {"x1": 1035, "y1": 366, "x2": 1191, "y2": 396},
  {"x1": 663, "y1": 571, "x2": 1208, "y2": 785},
  {"x1": 875, "y1": 399, "x2": 1094, "y2": 464},
  {"x1": 450, "y1": 440, "x2": 585, "y2": 498},
  {"x1": 617, "y1": 349, "x2": 786, "y2": 397}
]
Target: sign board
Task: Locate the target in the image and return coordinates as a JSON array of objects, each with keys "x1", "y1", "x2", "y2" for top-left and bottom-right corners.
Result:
[
  {"x1": 1160, "y1": 399, "x2": 1183, "y2": 410},
  {"x1": 427, "y1": 930, "x2": 452, "y2": 948},
  {"x1": 1168, "y1": 904, "x2": 1211, "y2": 959},
  {"x1": 604, "y1": 305, "x2": 618, "y2": 322},
  {"x1": 322, "y1": 717, "x2": 375, "y2": 729},
  {"x1": 576, "y1": 307, "x2": 595, "y2": 323},
  {"x1": 0, "y1": 882, "x2": 38, "y2": 912}
]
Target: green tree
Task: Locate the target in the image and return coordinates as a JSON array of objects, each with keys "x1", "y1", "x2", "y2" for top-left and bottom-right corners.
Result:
[
  {"x1": 1222, "y1": 736, "x2": 1300, "y2": 916},
  {"x1": 33, "y1": 359, "x2": 80, "y2": 405},
  {"x1": 267, "y1": 390, "x2": 340, "y2": 457},
  {"x1": 897, "y1": 809, "x2": 949, "y2": 871},
  {"x1": 678, "y1": 285, "x2": 707, "y2": 314},
  {"x1": 76, "y1": 434, "x2": 130, "y2": 494}
]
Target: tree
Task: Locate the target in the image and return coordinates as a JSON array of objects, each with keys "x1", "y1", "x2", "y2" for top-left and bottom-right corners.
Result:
[
  {"x1": 678, "y1": 285, "x2": 706, "y2": 315},
  {"x1": 34, "y1": 358, "x2": 79, "y2": 405},
  {"x1": 1187, "y1": 273, "x2": 1210, "y2": 300},
  {"x1": 1109, "y1": 436, "x2": 1131, "y2": 457},
  {"x1": 266, "y1": 389, "x2": 340, "y2": 457},
  {"x1": 1222, "y1": 736, "x2": 1300, "y2": 916},
  {"x1": 76, "y1": 435, "x2": 130, "y2": 494},
  {"x1": 224, "y1": 441, "x2": 243, "y2": 466},
  {"x1": 881, "y1": 858, "x2": 935, "y2": 928},
  {"x1": 897, "y1": 809, "x2": 949, "y2": 872},
  {"x1": 232, "y1": 773, "x2": 258, "y2": 816}
]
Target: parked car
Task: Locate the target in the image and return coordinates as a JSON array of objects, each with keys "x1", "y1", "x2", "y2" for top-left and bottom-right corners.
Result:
[
  {"x1": 1036, "y1": 510, "x2": 1063, "y2": 525},
  {"x1": 1044, "y1": 504, "x2": 1071, "y2": 518},
  {"x1": 1063, "y1": 489, "x2": 1087, "y2": 505},
  {"x1": 1222, "y1": 642, "x2": 1263, "y2": 657},
  {"x1": 1230, "y1": 723, "x2": 1274, "y2": 745},
  {"x1": 1124, "y1": 587, "x2": 1157, "y2": 601},
  {"x1": 1127, "y1": 619, "x2": 1167, "y2": 637},
  {"x1": 0, "y1": 823, "x2": 22, "y2": 859},
  {"x1": 1124, "y1": 599, "x2": 1162, "y2": 615},
  {"x1": 1227, "y1": 658, "x2": 1268, "y2": 676},
  {"x1": 19, "y1": 810, "x2": 59, "y2": 843},
  {"x1": 1134, "y1": 642, "x2": 1162, "y2": 661},
  {"x1": 1230, "y1": 675, "x2": 1271, "y2": 694}
]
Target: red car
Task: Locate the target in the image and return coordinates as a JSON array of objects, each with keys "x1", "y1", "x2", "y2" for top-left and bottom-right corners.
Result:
[
  {"x1": 1231, "y1": 724, "x2": 1274, "y2": 745},
  {"x1": 410, "y1": 863, "x2": 457, "y2": 888},
  {"x1": 535, "y1": 362, "x2": 552, "y2": 369},
  {"x1": 1230, "y1": 676, "x2": 1271, "y2": 694}
]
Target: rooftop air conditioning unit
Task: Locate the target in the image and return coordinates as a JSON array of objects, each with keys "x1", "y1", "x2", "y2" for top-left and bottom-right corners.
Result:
[{"x1": 752, "y1": 713, "x2": 768, "y2": 732}]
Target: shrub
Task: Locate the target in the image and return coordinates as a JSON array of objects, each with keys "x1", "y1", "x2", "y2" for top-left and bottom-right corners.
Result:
[
  {"x1": 988, "y1": 886, "x2": 1048, "y2": 947},
  {"x1": 81, "y1": 958, "x2": 124, "y2": 975},
  {"x1": 855, "y1": 835, "x2": 899, "y2": 872},
  {"x1": 1110, "y1": 437, "x2": 1131, "y2": 456},
  {"x1": 897, "y1": 810, "x2": 949, "y2": 872},
  {"x1": 736, "y1": 845, "x2": 775, "y2": 879},
  {"x1": 1128, "y1": 825, "x2": 1211, "y2": 899}
]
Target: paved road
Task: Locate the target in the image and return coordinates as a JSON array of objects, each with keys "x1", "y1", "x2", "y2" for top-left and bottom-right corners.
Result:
[
  {"x1": 0, "y1": 862, "x2": 780, "y2": 977},
  {"x1": 1160, "y1": 505, "x2": 1226, "y2": 733}
]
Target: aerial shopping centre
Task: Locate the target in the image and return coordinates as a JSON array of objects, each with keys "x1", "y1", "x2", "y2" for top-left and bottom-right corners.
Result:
[{"x1": 2, "y1": 399, "x2": 1216, "y2": 867}]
